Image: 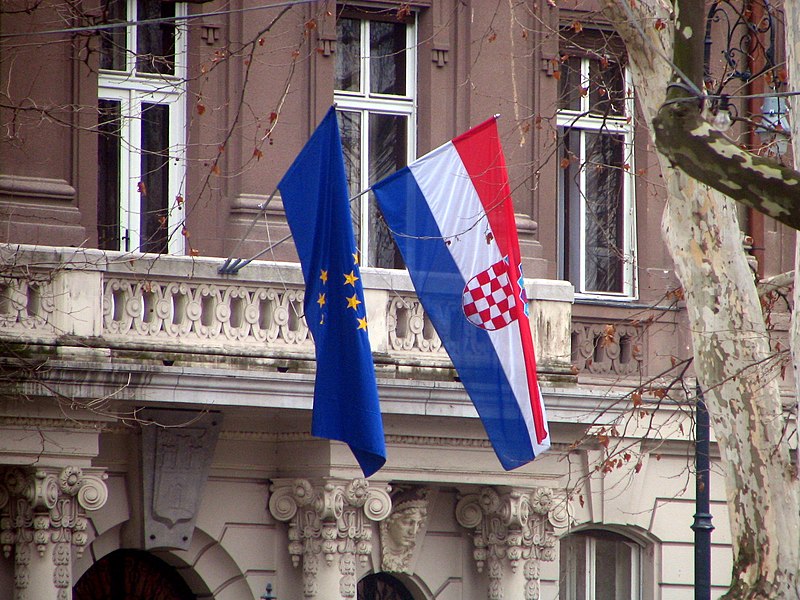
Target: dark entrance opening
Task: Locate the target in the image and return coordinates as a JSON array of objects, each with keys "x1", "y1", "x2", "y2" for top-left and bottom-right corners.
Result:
[
  {"x1": 73, "y1": 549, "x2": 194, "y2": 600},
  {"x1": 357, "y1": 572, "x2": 415, "y2": 600}
]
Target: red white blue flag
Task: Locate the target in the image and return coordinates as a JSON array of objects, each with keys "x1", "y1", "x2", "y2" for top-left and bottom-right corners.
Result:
[{"x1": 372, "y1": 117, "x2": 550, "y2": 469}]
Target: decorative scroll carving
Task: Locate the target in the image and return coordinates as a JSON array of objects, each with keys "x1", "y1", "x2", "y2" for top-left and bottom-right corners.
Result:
[
  {"x1": 53, "y1": 542, "x2": 70, "y2": 600},
  {"x1": 0, "y1": 276, "x2": 56, "y2": 333},
  {"x1": 0, "y1": 467, "x2": 108, "y2": 599},
  {"x1": 269, "y1": 479, "x2": 392, "y2": 598},
  {"x1": 380, "y1": 487, "x2": 429, "y2": 573},
  {"x1": 103, "y1": 277, "x2": 311, "y2": 348},
  {"x1": 456, "y1": 487, "x2": 562, "y2": 600},
  {"x1": 14, "y1": 543, "x2": 31, "y2": 600},
  {"x1": 571, "y1": 321, "x2": 643, "y2": 376},
  {"x1": 387, "y1": 297, "x2": 443, "y2": 354}
]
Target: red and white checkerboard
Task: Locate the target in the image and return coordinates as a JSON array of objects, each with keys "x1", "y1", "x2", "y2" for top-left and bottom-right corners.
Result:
[{"x1": 462, "y1": 259, "x2": 517, "y2": 330}]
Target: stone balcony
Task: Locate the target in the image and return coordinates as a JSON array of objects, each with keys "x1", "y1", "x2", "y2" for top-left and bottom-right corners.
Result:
[{"x1": 0, "y1": 244, "x2": 574, "y2": 379}]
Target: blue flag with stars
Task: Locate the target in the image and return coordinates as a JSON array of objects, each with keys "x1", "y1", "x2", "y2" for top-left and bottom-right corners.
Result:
[{"x1": 277, "y1": 107, "x2": 386, "y2": 477}]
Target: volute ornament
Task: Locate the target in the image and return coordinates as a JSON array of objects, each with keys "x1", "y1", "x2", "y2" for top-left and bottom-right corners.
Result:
[
  {"x1": 0, "y1": 467, "x2": 108, "y2": 599},
  {"x1": 456, "y1": 486, "x2": 562, "y2": 600},
  {"x1": 269, "y1": 478, "x2": 392, "y2": 599}
]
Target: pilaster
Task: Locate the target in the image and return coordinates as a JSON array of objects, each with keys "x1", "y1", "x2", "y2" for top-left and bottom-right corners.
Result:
[
  {"x1": 269, "y1": 478, "x2": 392, "y2": 599},
  {"x1": 0, "y1": 467, "x2": 108, "y2": 600},
  {"x1": 456, "y1": 486, "x2": 566, "y2": 600}
]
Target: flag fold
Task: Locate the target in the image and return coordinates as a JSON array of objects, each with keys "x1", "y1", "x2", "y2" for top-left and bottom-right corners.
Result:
[
  {"x1": 278, "y1": 107, "x2": 386, "y2": 477},
  {"x1": 372, "y1": 117, "x2": 550, "y2": 469}
]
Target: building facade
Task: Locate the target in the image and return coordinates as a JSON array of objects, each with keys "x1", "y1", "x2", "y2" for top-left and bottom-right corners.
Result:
[{"x1": 0, "y1": 0, "x2": 794, "y2": 598}]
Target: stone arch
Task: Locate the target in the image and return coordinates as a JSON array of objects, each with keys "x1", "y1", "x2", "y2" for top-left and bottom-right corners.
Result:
[
  {"x1": 561, "y1": 522, "x2": 659, "y2": 548},
  {"x1": 74, "y1": 523, "x2": 252, "y2": 600}
]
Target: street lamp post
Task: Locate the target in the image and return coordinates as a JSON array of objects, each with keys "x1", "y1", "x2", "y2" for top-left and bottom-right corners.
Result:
[{"x1": 691, "y1": 384, "x2": 714, "y2": 600}]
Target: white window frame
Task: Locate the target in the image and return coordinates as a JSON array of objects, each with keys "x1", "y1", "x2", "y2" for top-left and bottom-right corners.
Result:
[
  {"x1": 334, "y1": 13, "x2": 417, "y2": 268},
  {"x1": 561, "y1": 531, "x2": 642, "y2": 600},
  {"x1": 557, "y1": 56, "x2": 637, "y2": 300},
  {"x1": 97, "y1": 0, "x2": 187, "y2": 255}
]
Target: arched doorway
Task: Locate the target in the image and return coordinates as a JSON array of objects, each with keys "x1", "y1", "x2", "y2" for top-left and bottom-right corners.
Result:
[
  {"x1": 73, "y1": 549, "x2": 195, "y2": 600},
  {"x1": 357, "y1": 573, "x2": 415, "y2": 600}
]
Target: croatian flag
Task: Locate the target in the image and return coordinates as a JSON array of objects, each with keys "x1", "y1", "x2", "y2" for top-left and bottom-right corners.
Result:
[{"x1": 372, "y1": 117, "x2": 550, "y2": 469}]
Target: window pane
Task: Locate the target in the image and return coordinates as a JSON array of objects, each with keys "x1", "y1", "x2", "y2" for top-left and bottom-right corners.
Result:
[
  {"x1": 559, "y1": 57, "x2": 583, "y2": 112},
  {"x1": 98, "y1": 100, "x2": 122, "y2": 250},
  {"x1": 338, "y1": 110, "x2": 362, "y2": 252},
  {"x1": 584, "y1": 132, "x2": 624, "y2": 293},
  {"x1": 140, "y1": 103, "x2": 170, "y2": 253},
  {"x1": 368, "y1": 113, "x2": 406, "y2": 183},
  {"x1": 370, "y1": 21, "x2": 406, "y2": 95},
  {"x1": 136, "y1": 0, "x2": 176, "y2": 75},
  {"x1": 336, "y1": 18, "x2": 361, "y2": 92},
  {"x1": 590, "y1": 59, "x2": 625, "y2": 116},
  {"x1": 595, "y1": 539, "x2": 633, "y2": 600},
  {"x1": 560, "y1": 532, "x2": 639, "y2": 600},
  {"x1": 100, "y1": 0, "x2": 127, "y2": 71},
  {"x1": 368, "y1": 113, "x2": 406, "y2": 268},
  {"x1": 559, "y1": 535, "x2": 587, "y2": 600}
]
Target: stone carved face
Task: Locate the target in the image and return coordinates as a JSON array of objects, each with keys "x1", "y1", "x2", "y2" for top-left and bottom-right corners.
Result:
[
  {"x1": 380, "y1": 493, "x2": 429, "y2": 574},
  {"x1": 386, "y1": 507, "x2": 426, "y2": 550}
]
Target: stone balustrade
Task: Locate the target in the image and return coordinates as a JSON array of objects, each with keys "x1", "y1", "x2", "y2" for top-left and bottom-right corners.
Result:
[{"x1": 0, "y1": 245, "x2": 574, "y2": 376}]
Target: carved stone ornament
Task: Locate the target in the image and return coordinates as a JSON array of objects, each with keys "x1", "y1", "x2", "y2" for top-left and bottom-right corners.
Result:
[
  {"x1": 141, "y1": 409, "x2": 221, "y2": 551},
  {"x1": 0, "y1": 467, "x2": 108, "y2": 600},
  {"x1": 380, "y1": 487, "x2": 429, "y2": 574},
  {"x1": 269, "y1": 479, "x2": 392, "y2": 599},
  {"x1": 455, "y1": 486, "x2": 565, "y2": 600}
]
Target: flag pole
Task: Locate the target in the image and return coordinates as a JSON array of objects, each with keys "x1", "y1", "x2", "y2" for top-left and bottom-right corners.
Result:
[
  {"x1": 219, "y1": 188, "x2": 278, "y2": 274},
  {"x1": 219, "y1": 186, "x2": 373, "y2": 275}
]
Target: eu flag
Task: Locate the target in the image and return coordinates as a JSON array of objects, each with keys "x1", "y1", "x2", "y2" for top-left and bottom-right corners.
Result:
[{"x1": 277, "y1": 107, "x2": 386, "y2": 477}]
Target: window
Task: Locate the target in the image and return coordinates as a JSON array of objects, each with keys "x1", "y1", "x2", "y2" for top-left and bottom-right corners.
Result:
[
  {"x1": 557, "y1": 36, "x2": 636, "y2": 298},
  {"x1": 559, "y1": 531, "x2": 642, "y2": 600},
  {"x1": 97, "y1": 0, "x2": 187, "y2": 254},
  {"x1": 335, "y1": 9, "x2": 416, "y2": 269}
]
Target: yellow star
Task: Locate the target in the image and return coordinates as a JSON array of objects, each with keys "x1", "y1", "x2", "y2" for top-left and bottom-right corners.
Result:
[
  {"x1": 317, "y1": 293, "x2": 326, "y2": 307},
  {"x1": 320, "y1": 269, "x2": 328, "y2": 283},
  {"x1": 344, "y1": 270, "x2": 359, "y2": 286},
  {"x1": 357, "y1": 316, "x2": 368, "y2": 330},
  {"x1": 346, "y1": 294, "x2": 362, "y2": 310},
  {"x1": 353, "y1": 252, "x2": 359, "y2": 265}
]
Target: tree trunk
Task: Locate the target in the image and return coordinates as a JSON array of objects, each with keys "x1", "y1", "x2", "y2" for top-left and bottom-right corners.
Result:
[
  {"x1": 603, "y1": 1, "x2": 800, "y2": 597},
  {"x1": 785, "y1": 0, "x2": 800, "y2": 501}
]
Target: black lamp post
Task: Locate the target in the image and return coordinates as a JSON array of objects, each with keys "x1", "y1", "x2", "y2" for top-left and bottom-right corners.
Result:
[{"x1": 691, "y1": 384, "x2": 714, "y2": 600}]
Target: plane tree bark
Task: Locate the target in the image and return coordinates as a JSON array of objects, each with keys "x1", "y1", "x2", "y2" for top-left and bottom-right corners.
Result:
[{"x1": 602, "y1": 1, "x2": 800, "y2": 598}]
